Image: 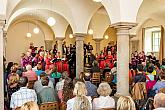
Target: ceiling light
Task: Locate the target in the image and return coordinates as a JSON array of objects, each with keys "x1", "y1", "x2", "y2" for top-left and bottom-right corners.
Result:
[
  {"x1": 105, "y1": 35, "x2": 109, "y2": 39},
  {"x1": 33, "y1": 27, "x2": 40, "y2": 34},
  {"x1": 69, "y1": 34, "x2": 73, "y2": 38},
  {"x1": 93, "y1": 0, "x2": 102, "y2": 2},
  {"x1": 47, "y1": 17, "x2": 56, "y2": 26},
  {"x1": 26, "y1": 33, "x2": 32, "y2": 38},
  {"x1": 88, "y1": 29, "x2": 93, "y2": 35}
]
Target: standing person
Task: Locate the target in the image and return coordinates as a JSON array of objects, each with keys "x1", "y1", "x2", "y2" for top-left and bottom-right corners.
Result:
[
  {"x1": 99, "y1": 52, "x2": 105, "y2": 69},
  {"x1": 10, "y1": 77, "x2": 37, "y2": 109},
  {"x1": 106, "y1": 43, "x2": 111, "y2": 54}
]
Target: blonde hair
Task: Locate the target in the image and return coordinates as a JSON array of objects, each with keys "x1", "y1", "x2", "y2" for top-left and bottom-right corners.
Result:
[
  {"x1": 20, "y1": 101, "x2": 39, "y2": 110},
  {"x1": 97, "y1": 82, "x2": 112, "y2": 96},
  {"x1": 73, "y1": 82, "x2": 90, "y2": 110},
  {"x1": 117, "y1": 96, "x2": 136, "y2": 110},
  {"x1": 8, "y1": 73, "x2": 19, "y2": 86}
]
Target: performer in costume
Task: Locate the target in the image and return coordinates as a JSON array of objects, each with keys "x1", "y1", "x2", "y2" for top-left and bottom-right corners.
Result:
[
  {"x1": 99, "y1": 51, "x2": 105, "y2": 69},
  {"x1": 55, "y1": 52, "x2": 63, "y2": 72},
  {"x1": 86, "y1": 42, "x2": 93, "y2": 64},
  {"x1": 45, "y1": 54, "x2": 52, "y2": 70},
  {"x1": 62, "y1": 55, "x2": 69, "y2": 74},
  {"x1": 105, "y1": 51, "x2": 114, "y2": 69},
  {"x1": 21, "y1": 53, "x2": 28, "y2": 69},
  {"x1": 106, "y1": 43, "x2": 111, "y2": 54}
]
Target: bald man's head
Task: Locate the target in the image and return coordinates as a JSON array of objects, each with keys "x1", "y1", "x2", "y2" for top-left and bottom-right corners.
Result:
[{"x1": 154, "y1": 93, "x2": 165, "y2": 108}]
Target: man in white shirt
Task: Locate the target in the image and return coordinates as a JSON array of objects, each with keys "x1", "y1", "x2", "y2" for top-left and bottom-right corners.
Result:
[
  {"x1": 10, "y1": 77, "x2": 37, "y2": 110},
  {"x1": 154, "y1": 93, "x2": 165, "y2": 110}
]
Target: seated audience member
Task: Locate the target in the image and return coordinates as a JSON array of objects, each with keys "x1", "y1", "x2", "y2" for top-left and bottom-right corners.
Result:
[
  {"x1": 56, "y1": 71, "x2": 69, "y2": 102},
  {"x1": 133, "y1": 64, "x2": 146, "y2": 83},
  {"x1": 117, "y1": 96, "x2": 136, "y2": 110},
  {"x1": 153, "y1": 71, "x2": 165, "y2": 93},
  {"x1": 35, "y1": 64, "x2": 45, "y2": 77},
  {"x1": 63, "y1": 77, "x2": 74, "y2": 102},
  {"x1": 20, "y1": 101, "x2": 39, "y2": 110},
  {"x1": 67, "y1": 82, "x2": 92, "y2": 110},
  {"x1": 103, "y1": 63, "x2": 111, "y2": 76},
  {"x1": 10, "y1": 77, "x2": 37, "y2": 109},
  {"x1": 50, "y1": 67, "x2": 61, "y2": 84},
  {"x1": 90, "y1": 60, "x2": 100, "y2": 74},
  {"x1": 146, "y1": 66, "x2": 155, "y2": 82},
  {"x1": 33, "y1": 73, "x2": 54, "y2": 94},
  {"x1": 37, "y1": 76, "x2": 57, "y2": 104},
  {"x1": 154, "y1": 93, "x2": 165, "y2": 110},
  {"x1": 84, "y1": 73, "x2": 98, "y2": 97},
  {"x1": 93, "y1": 82, "x2": 115, "y2": 109},
  {"x1": 22, "y1": 65, "x2": 37, "y2": 81},
  {"x1": 8, "y1": 73, "x2": 20, "y2": 101}
]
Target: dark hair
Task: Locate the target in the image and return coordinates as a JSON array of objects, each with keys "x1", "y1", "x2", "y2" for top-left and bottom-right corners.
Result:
[
  {"x1": 18, "y1": 76, "x2": 28, "y2": 87},
  {"x1": 84, "y1": 75, "x2": 91, "y2": 81},
  {"x1": 147, "y1": 66, "x2": 153, "y2": 73},
  {"x1": 6, "y1": 62, "x2": 13, "y2": 72},
  {"x1": 41, "y1": 76, "x2": 49, "y2": 86},
  {"x1": 40, "y1": 72, "x2": 47, "y2": 78},
  {"x1": 155, "y1": 62, "x2": 161, "y2": 69},
  {"x1": 137, "y1": 64, "x2": 144, "y2": 72},
  {"x1": 160, "y1": 71, "x2": 165, "y2": 80}
]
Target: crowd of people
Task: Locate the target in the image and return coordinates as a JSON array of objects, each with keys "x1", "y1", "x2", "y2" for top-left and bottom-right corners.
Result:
[{"x1": 3, "y1": 41, "x2": 165, "y2": 110}]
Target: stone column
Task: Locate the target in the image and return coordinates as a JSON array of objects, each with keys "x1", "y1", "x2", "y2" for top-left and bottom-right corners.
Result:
[
  {"x1": 3, "y1": 30, "x2": 7, "y2": 57},
  {"x1": 0, "y1": 20, "x2": 5, "y2": 110},
  {"x1": 45, "y1": 40, "x2": 53, "y2": 51},
  {"x1": 56, "y1": 37, "x2": 64, "y2": 55},
  {"x1": 111, "y1": 22, "x2": 137, "y2": 96},
  {"x1": 93, "y1": 38, "x2": 103, "y2": 54},
  {"x1": 74, "y1": 33, "x2": 86, "y2": 78}
]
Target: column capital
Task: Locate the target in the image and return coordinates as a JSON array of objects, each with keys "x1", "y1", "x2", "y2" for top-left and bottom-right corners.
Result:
[
  {"x1": 73, "y1": 33, "x2": 87, "y2": 38},
  {"x1": 56, "y1": 37, "x2": 65, "y2": 41},
  {"x1": 111, "y1": 22, "x2": 137, "y2": 30},
  {"x1": 93, "y1": 38, "x2": 103, "y2": 42}
]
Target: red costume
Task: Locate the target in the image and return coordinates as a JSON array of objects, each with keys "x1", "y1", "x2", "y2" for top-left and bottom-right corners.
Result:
[
  {"x1": 99, "y1": 54, "x2": 105, "y2": 69},
  {"x1": 55, "y1": 52, "x2": 63, "y2": 72},
  {"x1": 105, "y1": 54, "x2": 114, "y2": 69},
  {"x1": 62, "y1": 58, "x2": 69, "y2": 74},
  {"x1": 45, "y1": 57, "x2": 52, "y2": 70}
]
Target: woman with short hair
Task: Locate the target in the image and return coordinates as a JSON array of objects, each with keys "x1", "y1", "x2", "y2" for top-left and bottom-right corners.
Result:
[
  {"x1": 67, "y1": 82, "x2": 92, "y2": 110},
  {"x1": 93, "y1": 82, "x2": 115, "y2": 110},
  {"x1": 117, "y1": 96, "x2": 136, "y2": 110}
]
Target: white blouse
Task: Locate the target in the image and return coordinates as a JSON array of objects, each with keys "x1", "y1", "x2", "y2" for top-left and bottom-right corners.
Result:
[
  {"x1": 66, "y1": 96, "x2": 92, "y2": 110},
  {"x1": 93, "y1": 96, "x2": 115, "y2": 110}
]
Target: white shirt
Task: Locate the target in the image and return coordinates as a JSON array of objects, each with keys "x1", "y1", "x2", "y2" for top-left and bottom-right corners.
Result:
[
  {"x1": 93, "y1": 96, "x2": 115, "y2": 110},
  {"x1": 56, "y1": 79, "x2": 65, "y2": 91},
  {"x1": 67, "y1": 96, "x2": 92, "y2": 110},
  {"x1": 10, "y1": 87, "x2": 37, "y2": 109}
]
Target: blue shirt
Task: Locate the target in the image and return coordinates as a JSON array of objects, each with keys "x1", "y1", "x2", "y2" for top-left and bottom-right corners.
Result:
[
  {"x1": 85, "y1": 81, "x2": 97, "y2": 97},
  {"x1": 35, "y1": 70, "x2": 45, "y2": 76},
  {"x1": 153, "y1": 81, "x2": 165, "y2": 93}
]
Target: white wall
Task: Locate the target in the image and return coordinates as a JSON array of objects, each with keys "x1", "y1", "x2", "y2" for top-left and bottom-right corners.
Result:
[{"x1": 6, "y1": 22, "x2": 45, "y2": 64}]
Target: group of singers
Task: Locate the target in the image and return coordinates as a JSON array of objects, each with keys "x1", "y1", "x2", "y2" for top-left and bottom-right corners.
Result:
[{"x1": 21, "y1": 41, "x2": 117, "y2": 78}]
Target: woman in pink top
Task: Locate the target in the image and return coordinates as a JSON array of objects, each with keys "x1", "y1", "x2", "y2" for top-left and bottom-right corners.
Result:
[{"x1": 22, "y1": 65, "x2": 38, "y2": 81}]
